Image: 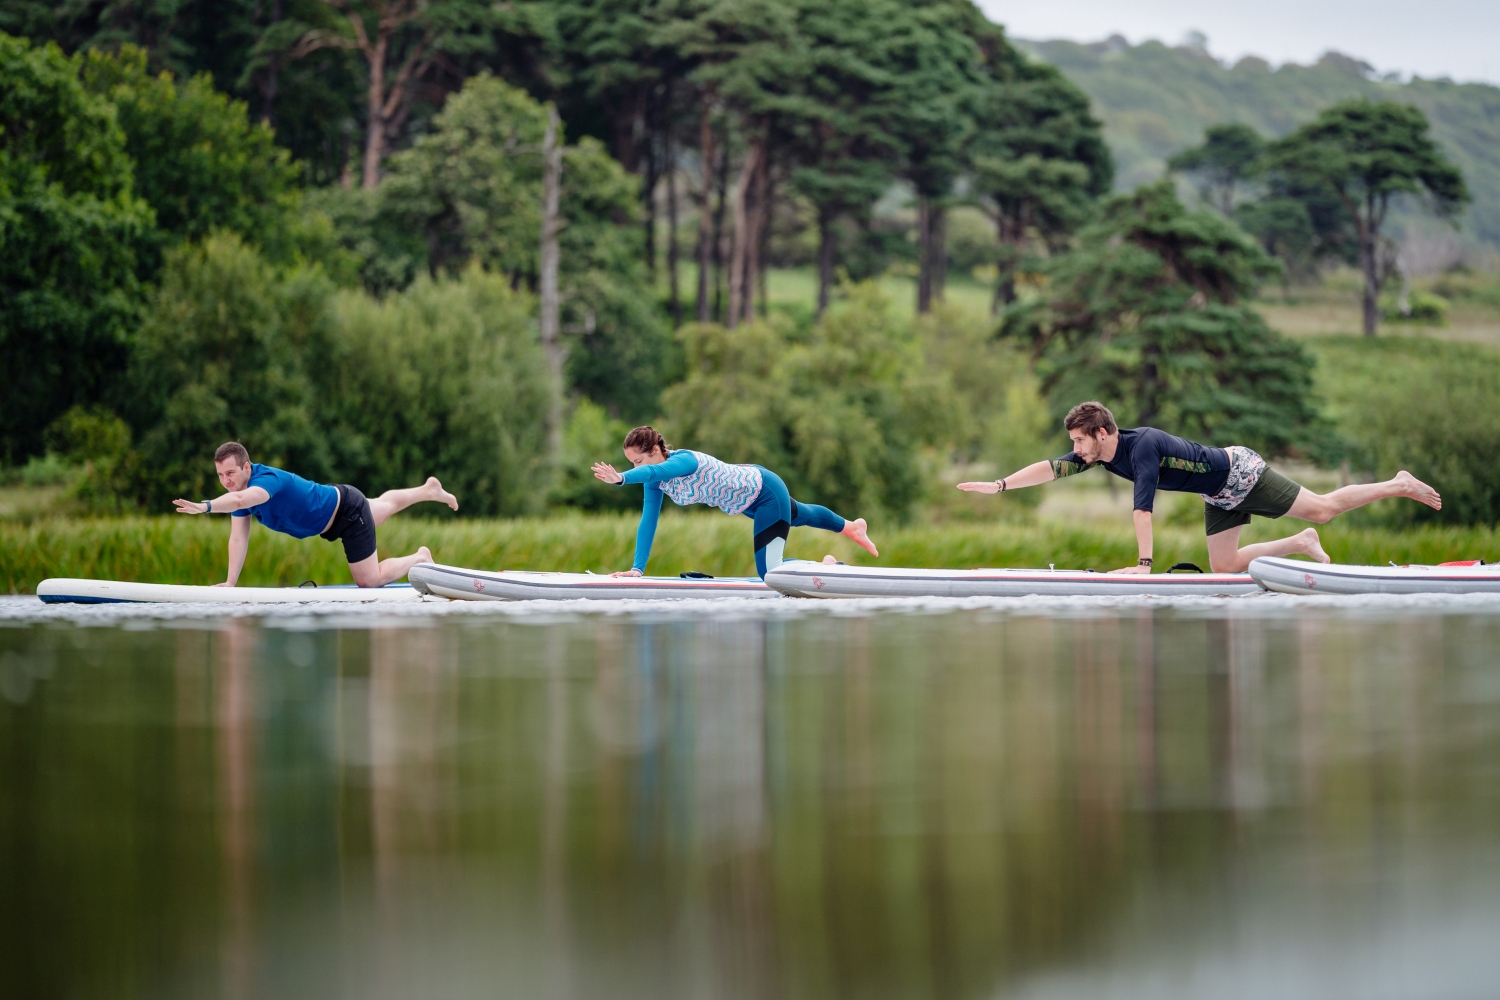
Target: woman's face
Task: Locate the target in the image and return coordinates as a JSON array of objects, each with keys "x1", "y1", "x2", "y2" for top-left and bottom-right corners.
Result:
[{"x1": 623, "y1": 445, "x2": 666, "y2": 467}]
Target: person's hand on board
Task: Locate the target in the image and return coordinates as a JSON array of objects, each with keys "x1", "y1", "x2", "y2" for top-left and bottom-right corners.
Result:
[
  {"x1": 1109, "y1": 564, "x2": 1152, "y2": 574},
  {"x1": 611, "y1": 568, "x2": 643, "y2": 578},
  {"x1": 592, "y1": 462, "x2": 624, "y2": 484},
  {"x1": 214, "y1": 582, "x2": 235, "y2": 587}
]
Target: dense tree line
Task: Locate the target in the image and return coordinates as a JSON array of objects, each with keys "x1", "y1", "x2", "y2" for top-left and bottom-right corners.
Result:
[{"x1": 1, "y1": 11, "x2": 1485, "y2": 523}]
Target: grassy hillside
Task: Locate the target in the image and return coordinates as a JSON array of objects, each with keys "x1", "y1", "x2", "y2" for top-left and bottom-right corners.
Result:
[{"x1": 1017, "y1": 37, "x2": 1500, "y2": 251}]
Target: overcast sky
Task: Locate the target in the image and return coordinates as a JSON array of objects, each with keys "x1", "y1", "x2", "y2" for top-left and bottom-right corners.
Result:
[{"x1": 977, "y1": 0, "x2": 1500, "y2": 86}]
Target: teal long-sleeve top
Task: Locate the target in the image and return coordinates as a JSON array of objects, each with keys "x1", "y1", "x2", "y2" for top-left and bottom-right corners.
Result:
[{"x1": 618, "y1": 451, "x2": 702, "y2": 572}]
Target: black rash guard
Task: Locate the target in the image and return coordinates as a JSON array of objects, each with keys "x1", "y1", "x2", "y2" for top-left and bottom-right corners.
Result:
[{"x1": 1050, "y1": 427, "x2": 1231, "y2": 513}]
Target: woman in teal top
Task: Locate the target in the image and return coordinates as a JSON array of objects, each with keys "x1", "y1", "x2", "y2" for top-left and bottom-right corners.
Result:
[{"x1": 592, "y1": 426, "x2": 879, "y2": 578}]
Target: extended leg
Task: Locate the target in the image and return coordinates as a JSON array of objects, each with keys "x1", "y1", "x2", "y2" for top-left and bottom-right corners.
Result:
[
  {"x1": 348, "y1": 546, "x2": 434, "y2": 587},
  {"x1": 790, "y1": 498, "x2": 878, "y2": 557},
  {"x1": 367, "y1": 477, "x2": 459, "y2": 526},
  {"x1": 1285, "y1": 473, "x2": 1441, "y2": 523},
  {"x1": 1206, "y1": 526, "x2": 1328, "y2": 574}
]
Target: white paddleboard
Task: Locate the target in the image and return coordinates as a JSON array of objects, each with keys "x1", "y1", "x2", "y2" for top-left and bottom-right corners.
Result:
[
  {"x1": 765, "y1": 562, "x2": 1260, "y2": 598},
  {"x1": 408, "y1": 563, "x2": 777, "y2": 601},
  {"x1": 36, "y1": 578, "x2": 425, "y2": 604},
  {"x1": 1249, "y1": 556, "x2": 1500, "y2": 595}
]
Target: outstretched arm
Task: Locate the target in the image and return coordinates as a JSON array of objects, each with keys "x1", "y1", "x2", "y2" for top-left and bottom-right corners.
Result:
[
  {"x1": 173, "y1": 486, "x2": 270, "y2": 515},
  {"x1": 957, "y1": 460, "x2": 1057, "y2": 495},
  {"x1": 220, "y1": 515, "x2": 252, "y2": 587},
  {"x1": 612, "y1": 486, "x2": 664, "y2": 577}
]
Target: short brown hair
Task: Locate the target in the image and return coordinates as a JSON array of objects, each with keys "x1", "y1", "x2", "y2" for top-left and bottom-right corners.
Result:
[
  {"x1": 214, "y1": 441, "x2": 250, "y2": 466},
  {"x1": 622, "y1": 425, "x2": 670, "y2": 457},
  {"x1": 1063, "y1": 401, "x2": 1117, "y2": 437}
]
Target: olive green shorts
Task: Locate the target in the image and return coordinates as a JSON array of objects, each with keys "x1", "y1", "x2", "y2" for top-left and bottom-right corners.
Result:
[{"x1": 1204, "y1": 467, "x2": 1305, "y2": 536}]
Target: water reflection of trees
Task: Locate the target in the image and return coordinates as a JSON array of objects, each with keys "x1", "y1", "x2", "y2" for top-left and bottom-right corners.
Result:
[{"x1": 0, "y1": 609, "x2": 1495, "y2": 997}]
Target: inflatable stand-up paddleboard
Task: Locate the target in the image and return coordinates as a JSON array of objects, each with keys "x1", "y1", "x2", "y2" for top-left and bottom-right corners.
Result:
[
  {"x1": 765, "y1": 562, "x2": 1259, "y2": 598},
  {"x1": 36, "y1": 579, "x2": 424, "y2": 604},
  {"x1": 408, "y1": 563, "x2": 778, "y2": 601},
  {"x1": 1249, "y1": 556, "x2": 1500, "y2": 595}
]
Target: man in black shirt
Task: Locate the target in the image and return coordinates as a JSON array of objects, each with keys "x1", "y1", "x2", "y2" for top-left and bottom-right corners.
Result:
[{"x1": 958, "y1": 401, "x2": 1442, "y2": 573}]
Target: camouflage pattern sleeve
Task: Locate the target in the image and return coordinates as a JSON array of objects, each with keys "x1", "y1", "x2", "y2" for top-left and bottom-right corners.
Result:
[{"x1": 1048, "y1": 454, "x2": 1094, "y2": 479}]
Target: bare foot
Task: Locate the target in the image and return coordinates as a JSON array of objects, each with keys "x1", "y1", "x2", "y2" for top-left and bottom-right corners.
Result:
[
  {"x1": 841, "y1": 517, "x2": 878, "y2": 558},
  {"x1": 1297, "y1": 527, "x2": 1330, "y2": 564},
  {"x1": 822, "y1": 554, "x2": 840, "y2": 565},
  {"x1": 414, "y1": 545, "x2": 434, "y2": 564},
  {"x1": 427, "y1": 477, "x2": 459, "y2": 511},
  {"x1": 1394, "y1": 470, "x2": 1441, "y2": 511}
]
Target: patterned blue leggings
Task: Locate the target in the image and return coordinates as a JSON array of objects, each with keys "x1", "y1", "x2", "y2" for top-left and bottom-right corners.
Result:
[{"x1": 743, "y1": 467, "x2": 845, "y2": 578}]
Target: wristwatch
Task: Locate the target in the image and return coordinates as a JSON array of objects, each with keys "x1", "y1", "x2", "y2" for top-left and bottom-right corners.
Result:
[
  {"x1": 1138, "y1": 557, "x2": 1153, "y2": 567},
  {"x1": 201, "y1": 499, "x2": 212, "y2": 513}
]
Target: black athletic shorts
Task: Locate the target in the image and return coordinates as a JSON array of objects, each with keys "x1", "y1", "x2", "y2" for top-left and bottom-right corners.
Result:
[
  {"x1": 1204, "y1": 467, "x2": 1304, "y2": 536},
  {"x1": 320, "y1": 484, "x2": 378, "y2": 563}
]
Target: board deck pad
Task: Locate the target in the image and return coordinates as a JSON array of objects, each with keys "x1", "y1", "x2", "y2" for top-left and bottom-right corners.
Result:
[
  {"x1": 765, "y1": 562, "x2": 1260, "y2": 598},
  {"x1": 408, "y1": 563, "x2": 777, "y2": 601},
  {"x1": 1249, "y1": 556, "x2": 1500, "y2": 595},
  {"x1": 36, "y1": 579, "x2": 424, "y2": 604}
]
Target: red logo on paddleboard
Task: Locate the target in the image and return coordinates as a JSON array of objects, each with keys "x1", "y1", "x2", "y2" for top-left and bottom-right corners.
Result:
[
  {"x1": 1303, "y1": 573, "x2": 1316, "y2": 589},
  {"x1": 473, "y1": 579, "x2": 485, "y2": 592},
  {"x1": 813, "y1": 577, "x2": 825, "y2": 590}
]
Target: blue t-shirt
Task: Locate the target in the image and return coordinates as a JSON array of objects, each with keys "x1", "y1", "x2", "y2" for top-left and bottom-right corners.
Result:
[
  {"x1": 1050, "y1": 427, "x2": 1231, "y2": 513},
  {"x1": 230, "y1": 463, "x2": 340, "y2": 538}
]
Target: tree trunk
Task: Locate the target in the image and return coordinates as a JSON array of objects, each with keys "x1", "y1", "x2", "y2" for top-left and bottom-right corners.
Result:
[
  {"x1": 816, "y1": 209, "x2": 836, "y2": 318},
  {"x1": 726, "y1": 137, "x2": 763, "y2": 330},
  {"x1": 917, "y1": 197, "x2": 932, "y2": 314},
  {"x1": 712, "y1": 140, "x2": 729, "y2": 323},
  {"x1": 258, "y1": 0, "x2": 283, "y2": 126},
  {"x1": 755, "y1": 165, "x2": 772, "y2": 319},
  {"x1": 539, "y1": 106, "x2": 565, "y2": 456},
  {"x1": 694, "y1": 103, "x2": 714, "y2": 323},
  {"x1": 931, "y1": 205, "x2": 947, "y2": 305},
  {"x1": 667, "y1": 125, "x2": 682, "y2": 328},
  {"x1": 1360, "y1": 220, "x2": 1379, "y2": 336},
  {"x1": 992, "y1": 215, "x2": 1017, "y2": 315},
  {"x1": 361, "y1": 34, "x2": 388, "y2": 189},
  {"x1": 642, "y1": 111, "x2": 658, "y2": 278}
]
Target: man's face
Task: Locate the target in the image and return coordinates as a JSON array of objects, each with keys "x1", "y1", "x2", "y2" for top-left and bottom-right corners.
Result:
[
  {"x1": 216, "y1": 459, "x2": 251, "y2": 492},
  {"x1": 1069, "y1": 427, "x2": 1108, "y2": 463}
]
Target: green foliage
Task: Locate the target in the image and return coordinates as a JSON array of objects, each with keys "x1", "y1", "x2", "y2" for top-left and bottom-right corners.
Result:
[
  {"x1": 1166, "y1": 122, "x2": 1264, "y2": 215},
  {"x1": 79, "y1": 46, "x2": 301, "y2": 253},
  {"x1": 318, "y1": 267, "x2": 555, "y2": 517},
  {"x1": 121, "y1": 235, "x2": 555, "y2": 517},
  {"x1": 550, "y1": 400, "x2": 637, "y2": 512},
  {"x1": 1313, "y1": 336, "x2": 1500, "y2": 525},
  {"x1": 662, "y1": 283, "x2": 947, "y2": 520},
  {"x1": 331, "y1": 74, "x2": 673, "y2": 418},
  {"x1": 123, "y1": 233, "x2": 333, "y2": 508},
  {"x1": 0, "y1": 32, "x2": 154, "y2": 465},
  {"x1": 42, "y1": 406, "x2": 133, "y2": 512},
  {"x1": 1005, "y1": 181, "x2": 1327, "y2": 456},
  {"x1": 1380, "y1": 290, "x2": 1449, "y2": 324}
]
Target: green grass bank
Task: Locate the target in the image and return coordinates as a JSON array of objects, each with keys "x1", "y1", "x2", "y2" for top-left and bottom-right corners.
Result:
[{"x1": 6, "y1": 513, "x2": 1500, "y2": 593}]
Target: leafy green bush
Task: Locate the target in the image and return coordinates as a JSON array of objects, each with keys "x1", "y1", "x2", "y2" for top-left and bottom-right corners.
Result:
[
  {"x1": 550, "y1": 401, "x2": 637, "y2": 512},
  {"x1": 320, "y1": 267, "x2": 555, "y2": 517},
  {"x1": 1312, "y1": 336, "x2": 1500, "y2": 525},
  {"x1": 1380, "y1": 290, "x2": 1449, "y2": 324},
  {"x1": 121, "y1": 235, "x2": 555, "y2": 517}
]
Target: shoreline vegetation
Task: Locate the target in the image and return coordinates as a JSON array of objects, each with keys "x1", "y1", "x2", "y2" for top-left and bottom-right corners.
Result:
[{"x1": 6, "y1": 513, "x2": 1499, "y2": 594}]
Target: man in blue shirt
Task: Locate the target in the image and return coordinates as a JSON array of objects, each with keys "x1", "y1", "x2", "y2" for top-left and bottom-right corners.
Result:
[
  {"x1": 958, "y1": 401, "x2": 1442, "y2": 573},
  {"x1": 172, "y1": 442, "x2": 458, "y2": 587}
]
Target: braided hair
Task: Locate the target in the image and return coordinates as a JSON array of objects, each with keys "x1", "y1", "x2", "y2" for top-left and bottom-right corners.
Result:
[{"x1": 622, "y1": 425, "x2": 671, "y2": 458}]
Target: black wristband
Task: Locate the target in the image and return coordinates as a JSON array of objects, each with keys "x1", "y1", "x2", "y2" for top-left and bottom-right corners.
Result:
[
  {"x1": 1138, "y1": 557, "x2": 1153, "y2": 567},
  {"x1": 202, "y1": 499, "x2": 212, "y2": 514}
]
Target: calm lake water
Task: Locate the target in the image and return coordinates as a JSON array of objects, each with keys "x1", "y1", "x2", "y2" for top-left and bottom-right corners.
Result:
[{"x1": 3, "y1": 596, "x2": 1500, "y2": 999}]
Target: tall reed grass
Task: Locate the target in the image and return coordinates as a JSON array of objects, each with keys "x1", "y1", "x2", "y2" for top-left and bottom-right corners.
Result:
[{"x1": 6, "y1": 513, "x2": 1500, "y2": 593}]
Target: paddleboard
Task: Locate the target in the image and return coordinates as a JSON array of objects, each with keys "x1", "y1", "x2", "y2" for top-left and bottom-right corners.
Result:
[
  {"x1": 764, "y1": 562, "x2": 1260, "y2": 598},
  {"x1": 1249, "y1": 556, "x2": 1500, "y2": 595},
  {"x1": 408, "y1": 563, "x2": 777, "y2": 600},
  {"x1": 36, "y1": 579, "x2": 425, "y2": 604}
]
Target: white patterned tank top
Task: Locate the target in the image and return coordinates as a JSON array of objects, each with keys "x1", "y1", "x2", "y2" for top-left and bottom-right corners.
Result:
[{"x1": 658, "y1": 451, "x2": 763, "y2": 515}]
